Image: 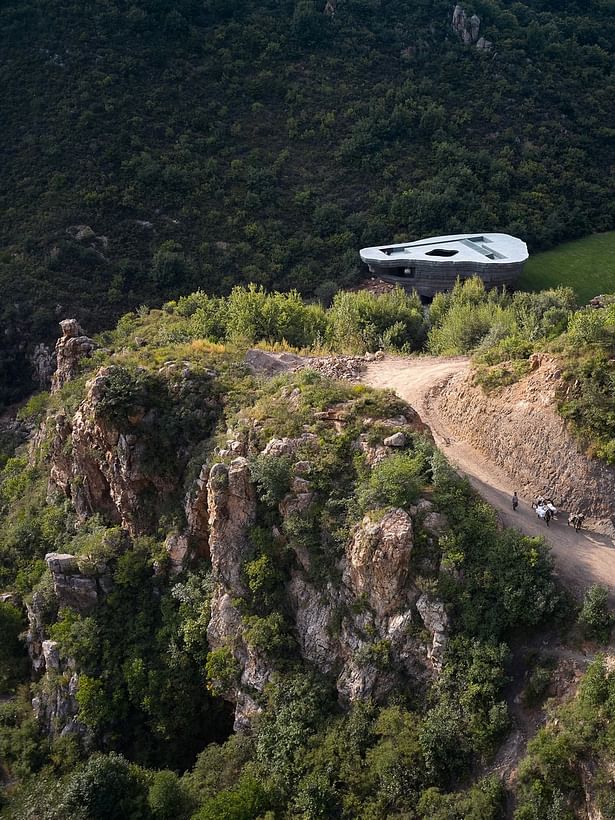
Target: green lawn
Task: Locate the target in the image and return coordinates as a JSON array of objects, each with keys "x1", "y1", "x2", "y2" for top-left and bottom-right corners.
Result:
[{"x1": 518, "y1": 232, "x2": 615, "y2": 303}]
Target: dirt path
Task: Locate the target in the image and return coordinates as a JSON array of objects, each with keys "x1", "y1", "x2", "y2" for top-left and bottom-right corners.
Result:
[{"x1": 363, "y1": 356, "x2": 615, "y2": 600}]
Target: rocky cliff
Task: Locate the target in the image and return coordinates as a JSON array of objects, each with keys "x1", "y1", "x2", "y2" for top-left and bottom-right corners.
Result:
[
  {"x1": 433, "y1": 354, "x2": 615, "y2": 535},
  {"x1": 202, "y1": 402, "x2": 448, "y2": 730},
  {"x1": 26, "y1": 323, "x2": 455, "y2": 737},
  {"x1": 47, "y1": 361, "x2": 221, "y2": 535}
]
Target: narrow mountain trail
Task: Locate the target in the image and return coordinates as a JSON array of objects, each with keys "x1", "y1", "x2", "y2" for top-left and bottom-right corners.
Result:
[{"x1": 363, "y1": 356, "x2": 615, "y2": 600}]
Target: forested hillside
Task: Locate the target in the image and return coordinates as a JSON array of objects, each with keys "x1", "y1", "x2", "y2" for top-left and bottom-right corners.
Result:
[{"x1": 1, "y1": 0, "x2": 614, "y2": 403}]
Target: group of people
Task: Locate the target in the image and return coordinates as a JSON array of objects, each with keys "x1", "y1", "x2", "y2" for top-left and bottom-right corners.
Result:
[
  {"x1": 533, "y1": 497, "x2": 558, "y2": 527},
  {"x1": 510, "y1": 491, "x2": 585, "y2": 532}
]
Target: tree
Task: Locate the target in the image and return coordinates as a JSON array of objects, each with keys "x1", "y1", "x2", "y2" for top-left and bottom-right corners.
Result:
[
  {"x1": 61, "y1": 752, "x2": 149, "y2": 820},
  {"x1": 0, "y1": 600, "x2": 27, "y2": 693}
]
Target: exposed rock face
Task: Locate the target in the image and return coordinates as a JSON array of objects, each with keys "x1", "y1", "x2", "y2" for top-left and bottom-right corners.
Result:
[
  {"x1": 42, "y1": 640, "x2": 61, "y2": 671},
  {"x1": 184, "y1": 463, "x2": 210, "y2": 559},
  {"x1": 206, "y1": 457, "x2": 261, "y2": 730},
  {"x1": 416, "y1": 593, "x2": 449, "y2": 671},
  {"x1": 31, "y1": 343, "x2": 55, "y2": 387},
  {"x1": 32, "y1": 668, "x2": 84, "y2": 738},
  {"x1": 206, "y1": 427, "x2": 447, "y2": 729},
  {"x1": 164, "y1": 533, "x2": 191, "y2": 575},
  {"x1": 452, "y1": 4, "x2": 492, "y2": 49},
  {"x1": 344, "y1": 510, "x2": 414, "y2": 619},
  {"x1": 433, "y1": 355, "x2": 615, "y2": 535},
  {"x1": 51, "y1": 319, "x2": 95, "y2": 393},
  {"x1": 45, "y1": 552, "x2": 112, "y2": 612},
  {"x1": 207, "y1": 459, "x2": 256, "y2": 595},
  {"x1": 49, "y1": 367, "x2": 178, "y2": 534},
  {"x1": 26, "y1": 591, "x2": 52, "y2": 675},
  {"x1": 25, "y1": 568, "x2": 88, "y2": 739}
]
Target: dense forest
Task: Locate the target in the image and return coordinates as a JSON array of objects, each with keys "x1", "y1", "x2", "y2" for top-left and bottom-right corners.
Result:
[{"x1": 1, "y1": 0, "x2": 615, "y2": 403}]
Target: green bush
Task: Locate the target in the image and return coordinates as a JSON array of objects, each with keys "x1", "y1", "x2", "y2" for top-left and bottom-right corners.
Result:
[
  {"x1": 522, "y1": 663, "x2": 554, "y2": 708},
  {"x1": 0, "y1": 601, "x2": 27, "y2": 694},
  {"x1": 356, "y1": 452, "x2": 425, "y2": 511},
  {"x1": 193, "y1": 774, "x2": 269, "y2": 820},
  {"x1": 243, "y1": 612, "x2": 292, "y2": 655},
  {"x1": 578, "y1": 584, "x2": 613, "y2": 643},
  {"x1": 61, "y1": 752, "x2": 149, "y2": 820},
  {"x1": 249, "y1": 454, "x2": 293, "y2": 507},
  {"x1": 205, "y1": 647, "x2": 239, "y2": 696},
  {"x1": 327, "y1": 288, "x2": 425, "y2": 353},
  {"x1": 148, "y1": 769, "x2": 193, "y2": 820}
]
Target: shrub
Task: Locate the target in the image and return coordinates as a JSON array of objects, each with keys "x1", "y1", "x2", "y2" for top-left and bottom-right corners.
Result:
[
  {"x1": 193, "y1": 774, "x2": 269, "y2": 820},
  {"x1": 327, "y1": 288, "x2": 425, "y2": 353},
  {"x1": 0, "y1": 601, "x2": 27, "y2": 693},
  {"x1": 148, "y1": 769, "x2": 193, "y2": 820},
  {"x1": 243, "y1": 612, "x2": 292, "y2": 655},
  {"x1": 357, "y1": 452, "x2": 425, "y2": 511},
  {"x1": 249, "y1": 454, "x2": 293, "y2": 507},
  {"x1": 61, "y1": 752, "x2": 149, "y2": 820},
  {"x1": 185, "y1": 735, "x2": 254, "y2": 804},
  {"x1": 94, "y1": 366, "x2": 154, "y2": 425},
  {"x1": 151, "y1": 241, "x2": 190, "y2": 286},
  {"x1": 428, "y1": 301, "x2": 515, "y2": 355},
  {"x1": 17, "y1": 391, "x2": 51, "y2": 424},
  {"x1": 205, "y1": 647, "x2": 239, "y2": 696},
  {"x1": 578, "y1": 585, "x2": 613, "y2": 643},
  {"x1": 522, "y1": 664, "x2": 554, "y2": 708}
]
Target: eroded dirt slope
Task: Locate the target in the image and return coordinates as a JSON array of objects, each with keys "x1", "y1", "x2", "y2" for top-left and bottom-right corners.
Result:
[{"x1": 364, "y1": 356, "x2": 615, "y2": 600}]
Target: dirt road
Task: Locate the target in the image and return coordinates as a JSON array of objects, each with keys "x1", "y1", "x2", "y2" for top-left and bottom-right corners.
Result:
[{"x1": 364, "y1": 356, "x2": 615, "y2": 600}]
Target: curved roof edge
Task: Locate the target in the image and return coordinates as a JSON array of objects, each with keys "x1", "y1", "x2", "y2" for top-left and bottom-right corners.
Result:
[{"x1": 360, "y1": 233, "x2": 529, "y2": 267}]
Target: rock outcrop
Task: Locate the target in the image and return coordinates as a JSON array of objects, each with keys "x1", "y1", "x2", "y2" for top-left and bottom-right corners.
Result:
[
  {"x1": 416, "y1": 593, "x2": 449, "y2": 671},
  {"x1": 25, "y1": 564, "x2": 92, "y2": 739},
  {"x1": 452, "y1": 4, "x2": 493, "y2": 50},
  {"x1": 45, "y1": 552, "x2": 112, "y2": 612},
  {"x1": 245, "y1": 348, "x2": 384, "y2": 382},
  {"x1": 344, "y1": 509, "x2": 414, "y2": 619},
  {"x1": 49, "y1": 367, "x2": 181, "y2": 533},
  {"x1": 31, "y1": 342, "x2": 55, "y2": 387},
  {"x1": 206, "y1": 428, "x2": 448, "y2": 729},
  {"x1": 433, "y1": 355, "x2": 615, "y2": 535},
  {"x1": 51, "y1": 319, "x2": 95, "y2": 393},
  {"x1": 31, "y1": 667, "x2": 84, "y2": 739}
]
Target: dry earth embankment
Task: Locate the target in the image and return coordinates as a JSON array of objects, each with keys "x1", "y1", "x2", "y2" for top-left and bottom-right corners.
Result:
[{"x1": 432, "y1": 355, "x2": 615, "y2": 536}]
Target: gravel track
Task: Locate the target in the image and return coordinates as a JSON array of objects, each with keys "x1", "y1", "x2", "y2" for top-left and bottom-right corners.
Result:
[{"x1": 363, "y1": 355, "x2": 615, "y2": 600}]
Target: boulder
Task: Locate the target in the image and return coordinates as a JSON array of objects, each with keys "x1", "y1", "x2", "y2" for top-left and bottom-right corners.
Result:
[{"x1": 383, "y1": 432, "x2": 407, "y2": 447}]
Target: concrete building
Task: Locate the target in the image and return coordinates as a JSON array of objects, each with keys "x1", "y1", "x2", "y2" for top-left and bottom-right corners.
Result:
[{"x1": 359, "y1": 233, "x2": 528, "y2": 297}]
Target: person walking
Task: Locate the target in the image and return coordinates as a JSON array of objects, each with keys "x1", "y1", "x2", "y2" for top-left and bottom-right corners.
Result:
[
  {"x1": 512, "y1": 491, "x2": 519, "y2": 511},
  {"x1": 545, "y1": 507, "x2": 551, "y2": 527}
]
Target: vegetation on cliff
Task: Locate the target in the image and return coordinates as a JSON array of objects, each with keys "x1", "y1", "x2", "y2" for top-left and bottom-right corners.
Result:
[{"x1": 0, "y1": 303, "x2": 573, "y2": 818}]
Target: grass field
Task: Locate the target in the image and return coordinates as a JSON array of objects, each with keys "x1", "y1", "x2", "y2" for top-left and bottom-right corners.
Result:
[{"x1": 517, "y1": 232, "x2": 615, "y2": 303}]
